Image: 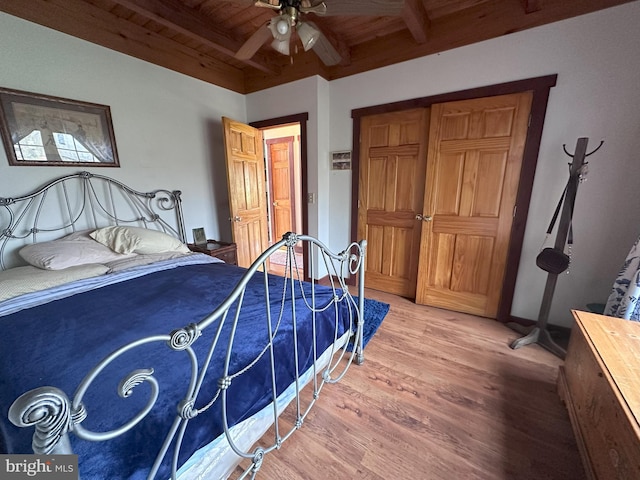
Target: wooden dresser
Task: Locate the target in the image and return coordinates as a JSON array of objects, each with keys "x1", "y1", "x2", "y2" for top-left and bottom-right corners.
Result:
[{"x1": 558, "y1": 310, "x2": 640, "y2": 479}]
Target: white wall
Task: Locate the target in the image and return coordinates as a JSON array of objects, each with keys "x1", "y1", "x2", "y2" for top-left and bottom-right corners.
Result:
[
  {"x1": 249, "y1": 2, "x2": 640, "y2": 327},
  {"x1": 247, "y1": 76, "x2": 338, "y2": 244},
  {"x1": 0, "y1": 13, "x2": 246, "y2": 244}
]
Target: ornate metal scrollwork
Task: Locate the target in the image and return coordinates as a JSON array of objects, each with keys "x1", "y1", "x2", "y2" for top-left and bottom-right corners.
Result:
[
  {"x1": 282, "y1": 231, "x2": 299, "y2": 247},
  {"x1": 169, "y1": 323, "x2": 201, "y2": 350},
  {"x1": 156, "y1": 190, "x2": 179, "y2": 211},
  {"x1": 218, "y1": 376, "x2": 232, "y2": 390},
  {"x1": 177, "y1": 399, "x2": 198, "y2": 419},
  {"x1": 8, "y1": 387, "x2": 73, "y2": 454},
  {"x1": 71, "y1": 403, "x2": 87, "y2": 425},
  {"x1": 250, "y1": 448, "x2": 265, "y2": 474},
  {"x1": 118, "y1": 368, "x2": 155, "y2": 398},
  {"x1": 347, "y1": 241, "x2": 366, "y2": 275}
]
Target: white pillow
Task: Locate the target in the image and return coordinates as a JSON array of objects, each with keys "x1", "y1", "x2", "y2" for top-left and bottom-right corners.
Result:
[
  {"x1": 90, "y1": 226, "x2": 189, "y2": 255},
  {"x1": 0, "y1": 264, "x2": 109, "y2": 302},
  {"x1": 19, "y1": 230, "x2": 134, "y2": 270},
  {"x1": 104, "y1": 251, "x2": 191, "y2": 273}
]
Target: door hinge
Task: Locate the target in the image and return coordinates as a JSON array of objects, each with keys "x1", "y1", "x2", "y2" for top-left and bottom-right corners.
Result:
[{"x1": 513, "y1": 205, "x2": 517, "y2": 218}]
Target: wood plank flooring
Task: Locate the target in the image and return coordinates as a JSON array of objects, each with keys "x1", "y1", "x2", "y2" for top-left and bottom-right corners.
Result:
[{"x1": 234, "y1": 289, "x2": 584, "y2": 479}]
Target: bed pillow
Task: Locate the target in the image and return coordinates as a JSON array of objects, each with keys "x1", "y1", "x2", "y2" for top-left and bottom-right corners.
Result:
[
  {"x1": 90, "y1": 226, "x2": 190, "y2": 255},
  {"x1": 104, "y1": 251, "x2": 193, "y2": 273},
  {"x1": 0, "y1": 264, "x2": 109, "y2": 302},
  {"x1": 19, "y1": 230, "x2": 134, "y2": 270}
]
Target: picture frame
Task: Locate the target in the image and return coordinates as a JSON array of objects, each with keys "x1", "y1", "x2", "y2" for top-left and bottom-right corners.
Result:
[
  {"x1": 330, "y1": 150, "x2": 352, "y2": 170},
  {"x1": 0, "y1": 87, "x2": 120, "y2": 167},
  {"x1": 192, "y1": 227, "x2": 207, "y2": 245}
]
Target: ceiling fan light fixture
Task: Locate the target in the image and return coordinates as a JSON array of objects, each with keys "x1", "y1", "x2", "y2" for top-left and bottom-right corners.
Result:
[
  {"x1": 268, "y1": 14, "x2": 292, "y2": 42},
  {"x1": 271, "y1": 38, "x2": 290, "y2": 56},
  {"x1": 296, "y1": 21, "x2": 320, "y2": 51}
]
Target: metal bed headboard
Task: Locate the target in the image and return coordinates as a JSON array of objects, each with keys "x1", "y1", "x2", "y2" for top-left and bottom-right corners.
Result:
[{"x1": 0, "y1": 171, "x2": 186, "y2": 270}]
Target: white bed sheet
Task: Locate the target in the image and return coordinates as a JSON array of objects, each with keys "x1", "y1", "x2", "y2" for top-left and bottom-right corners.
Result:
[{"x1": 0, "y1": 253, "x2": 220, "y2": 317}]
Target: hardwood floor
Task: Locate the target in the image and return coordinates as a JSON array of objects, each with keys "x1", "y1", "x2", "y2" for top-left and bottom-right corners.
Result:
[{"x1": 234, "y1": 289, "x2": 584, "y2": 479}]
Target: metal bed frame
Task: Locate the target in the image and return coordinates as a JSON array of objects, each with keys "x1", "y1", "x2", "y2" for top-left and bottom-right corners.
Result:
[{"x1": 1, "y1": 172, "x2": 366, "y2": 479}]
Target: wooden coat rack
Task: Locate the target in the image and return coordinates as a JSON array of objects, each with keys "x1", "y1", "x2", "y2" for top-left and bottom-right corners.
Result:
[{"x1": 508, "y1": 137, "x2": 603, "y2": 359}]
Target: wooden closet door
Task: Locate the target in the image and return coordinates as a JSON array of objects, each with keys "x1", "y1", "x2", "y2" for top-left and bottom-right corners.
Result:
[
  {"x1": 357, "y1": 108, "x2": 429, "y2": 297},
  {"x1": 415, "y1": 92, "x2": 533, "y2": 317}
]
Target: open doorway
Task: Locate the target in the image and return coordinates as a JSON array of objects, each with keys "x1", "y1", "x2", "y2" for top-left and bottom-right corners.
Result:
[
  {"x1": 262, "y1": 125, "x2": 303, "y2": 276},
  {"x1": 251, "y1": 113, "x2": 309, "y2": 279}
]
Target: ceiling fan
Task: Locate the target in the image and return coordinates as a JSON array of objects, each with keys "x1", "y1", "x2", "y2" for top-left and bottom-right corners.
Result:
[{"x1": 234, "y1": 0, "x2": 405, "y2": 66}]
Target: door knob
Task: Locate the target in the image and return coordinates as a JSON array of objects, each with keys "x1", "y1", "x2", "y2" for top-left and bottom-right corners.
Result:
[
  {"x1": 422, "y1": 215, "x2": 433, "y2": 222},
  {"x1": 232, "y1": 216, "x2": 241, "y2": 222},
  {"x1": 273, "y1": 201, "x2": 278, "y2": 207},
  {"x1": 415, "y1": 214, "x2": 423, "y2": 221}
]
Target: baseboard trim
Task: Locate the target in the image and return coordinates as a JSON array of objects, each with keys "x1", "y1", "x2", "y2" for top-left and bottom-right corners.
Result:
[{"x1": 508, "y1": 315, "x2": 572, "y2": 335}]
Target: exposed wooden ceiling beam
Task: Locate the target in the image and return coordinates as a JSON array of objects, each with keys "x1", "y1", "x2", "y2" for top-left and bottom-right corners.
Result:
[
  {"x1": 522, "y1": 0, "x2": 543, "y2": 14},
  {"x1": 402, "y1": 0, "x2": 430, "y2": 44},
  {"x1": 321, "y1": 0, "x2": 634, "y2": 83},
  {"x1": 0, "y1": 0, "x2": 247, "y2": 93},
  {"x1": 322, "y1": 0, "x2": 405, "y2": 16},
  {"x1": 110, "y1": 0, "x2": 279, "y2": 74}
]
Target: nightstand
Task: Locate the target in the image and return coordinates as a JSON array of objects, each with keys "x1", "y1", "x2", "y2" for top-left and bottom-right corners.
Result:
[{"x1": 188, "y1": 239, "x2": 237, "y2": 265}]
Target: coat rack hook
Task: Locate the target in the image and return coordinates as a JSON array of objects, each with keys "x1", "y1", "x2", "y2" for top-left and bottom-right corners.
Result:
[
  {"x1": 585, "y1": 140, "x2": 604, "y2": 157},
  {"x1": 562, "y1": 144, "x2": 574, "y2": 158},
  {"x1": 563, "y1": 139, "x2": 604, "y2": 158}
]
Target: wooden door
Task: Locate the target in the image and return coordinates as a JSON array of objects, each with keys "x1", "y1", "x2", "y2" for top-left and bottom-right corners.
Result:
[
  {"x1": 357, "y1": 108, "x2": 429, "y2": 297},
  {"x1": 415, "y1": 92, "x2": 533, "y2": 317},
  {"x1": 267, "y1": 136, "x2": 295, "y2": 242},
  {"x1": 222, "y1": 116, "x2": 269, "y2": 268}
]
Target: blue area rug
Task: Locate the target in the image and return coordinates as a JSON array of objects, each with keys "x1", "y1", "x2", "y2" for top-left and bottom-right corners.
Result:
[{"x1": 348, "y1": 297, "x2": 390, "y2": 350}]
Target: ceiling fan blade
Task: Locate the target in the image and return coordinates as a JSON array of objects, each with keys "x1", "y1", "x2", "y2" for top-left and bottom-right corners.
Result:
[
  {"x1": 235, "y1": 24, "x2": 273, "y2": 60},
  {"x1": 321, "y1": 0, "x2": 404, "y2": 16},
  {"x1": 254, "y1": 0, "x2": 282, "y2": 11},
  {"x1": 307, "y1": 23, "x2": 341, "y2": 66},
  {"x1": 299, "y1": 1, "x2": 327, "y2": 15}
]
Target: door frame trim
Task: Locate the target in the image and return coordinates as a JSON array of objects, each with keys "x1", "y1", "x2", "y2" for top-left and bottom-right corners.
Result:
[
  {"x1": 350, "y1": 74, "x2": 557, "y2": 322},
  {"x1": 251, "y1": 113, "x2": 309, "y2": 281}
]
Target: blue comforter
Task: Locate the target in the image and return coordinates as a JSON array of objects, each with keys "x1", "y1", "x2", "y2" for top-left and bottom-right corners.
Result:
[{"x1": 0, "y1": 257, "x2": 352, "y2": 479}]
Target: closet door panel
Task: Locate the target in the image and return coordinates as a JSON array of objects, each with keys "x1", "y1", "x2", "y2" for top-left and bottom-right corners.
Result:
[
  {"x1": 416, "y1": 92, "x2": 533, "y2": 317},
  {"x1": 434, "y1": 152, "x2": 464, "y2": 216},
  {"x1": 358, "y1": 108, "x2": 429, "y2": 297}
]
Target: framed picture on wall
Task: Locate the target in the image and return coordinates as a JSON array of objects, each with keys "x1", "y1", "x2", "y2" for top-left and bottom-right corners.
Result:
[
  {"x1": 0, "y1": 86, "x2": 120, "y2": 167},
  {"x1": 330, "y1": 150, "x2": 352, "y2": 170}
]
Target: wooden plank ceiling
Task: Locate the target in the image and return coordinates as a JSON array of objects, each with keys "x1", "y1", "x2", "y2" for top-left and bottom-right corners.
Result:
[{"x1": 0, "y1": 0, "x2": 634, "y2": 94}]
